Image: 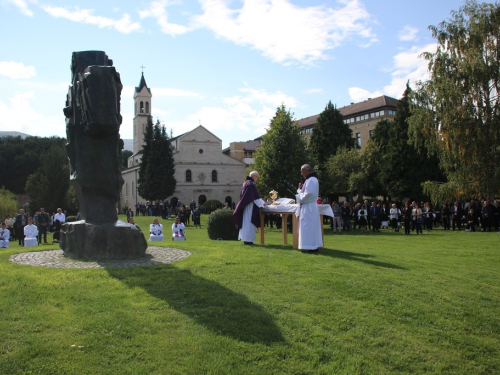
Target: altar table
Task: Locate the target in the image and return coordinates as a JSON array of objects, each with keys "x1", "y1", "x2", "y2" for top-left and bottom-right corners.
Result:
[{"x1": 259, "y1": 204, "x2": 334, "y2": 249}]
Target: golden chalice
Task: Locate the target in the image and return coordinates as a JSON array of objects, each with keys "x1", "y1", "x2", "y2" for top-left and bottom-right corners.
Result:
[{"x1": 269, "y1": 189, "x2": 278, "y2": 203}]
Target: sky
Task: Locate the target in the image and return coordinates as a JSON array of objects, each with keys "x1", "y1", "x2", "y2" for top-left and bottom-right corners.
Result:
[{"x1": 0, "y1": 0, "x2": 481, "y2": 149}]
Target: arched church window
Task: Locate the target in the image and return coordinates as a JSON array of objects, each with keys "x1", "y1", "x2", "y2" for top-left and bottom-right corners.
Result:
[
  {"x1": 145, "y1": 102, "x2": 150, "y2": 114},
  {"x1": 212, "y1": 170, "x2": 217, "y2": 182},
  {"x1": 140, "y1": 101, "x2": 144, "y2": 113},
  {"x1": 186, "y1": 169, "x2": 192, "y2": 182}
]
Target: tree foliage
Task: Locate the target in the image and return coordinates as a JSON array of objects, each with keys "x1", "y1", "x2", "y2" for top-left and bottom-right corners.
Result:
[
  {"x1": 369, "y1": 84, "x2": 444, "y2": 201},
  {"x1": 0, "y1": 136, "x2": 66, "y2": 195},
  {"x1": 137, "y1": 117, "x2": 176, "y2": 201},
  {"x1": 409, "y1": 0, "x2": 500, "y2": 199},
  {"x1": 0, "y1": 187, "x2": 18, "y2": 220},
  {"x1": 325, "y1": 147, "x2": 363, "y2": 201},
  {"x1": 309, "y1": 101, "x2": 354, "y2": 166},
  {"x1": 309, "y1": 101, "x2": 355, "y2": 197},
  {"x1": 25, "y1": 140, "x2": 76, "y2": 214},
  {"x1": 121, "y1": 150, "x2": 133, "y2": 168},
  {"x1": 254, "y1": 105, "x2": 308, "y2": 199}
]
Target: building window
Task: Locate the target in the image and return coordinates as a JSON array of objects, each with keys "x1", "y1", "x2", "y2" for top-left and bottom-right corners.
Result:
[
  {"x1": 198, "y1": 195, "x2": 207, "y2": 206},
  {"x1": 369, "y1": 130, "x2": 375, "y2": 139},
  {"x1": 140, "y1": 101, "x2": 144, "y2": 113},
  {"x1": 145, "y1": 102, "x2": 150, "y2": 114},
  {"x1": 388, "y1": 110, "x2": 396, "y2": 116},
  {"x1": 186, "y1": 169, "x2": 192, "y2": 182},
  {"x1": 356, "y1": 133, "x2": 361, "y2": 148},
  {"x1": 212, "y1": 170, "x2": 217, "y2": 182}
]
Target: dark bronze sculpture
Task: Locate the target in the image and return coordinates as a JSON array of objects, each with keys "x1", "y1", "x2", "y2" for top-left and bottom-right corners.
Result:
[{"x1": 60, "y1": 51, "x2": 147, "y2": 259}]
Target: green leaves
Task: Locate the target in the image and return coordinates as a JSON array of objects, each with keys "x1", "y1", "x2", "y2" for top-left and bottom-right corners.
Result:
[
  {"x1": 409, "y1": 0, "x2": 500, "y2": 199},
  {"x1": 138, "y1": 117, "x2": 176, "y2": 201},
  {"x1": 254, "y1": 105, "x2": 308, "y2": 199}
]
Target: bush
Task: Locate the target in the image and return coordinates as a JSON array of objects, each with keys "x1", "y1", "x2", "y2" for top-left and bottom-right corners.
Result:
[
  {"x1": 66, "y1": 216, "x2": 77, "y2": 223},
  {"x1": 0, "y1": 187, "x2": 17, "y2": 220},
  {"x1": 207, "y1": 209, "x2": 239, "y2": 241},
  {"x1": 201, "y1": 199, "x2": 223, "y2": 211}
]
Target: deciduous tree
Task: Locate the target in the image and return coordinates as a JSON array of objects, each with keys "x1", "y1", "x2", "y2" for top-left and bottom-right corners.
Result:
[
  {"x1": 409, "y1": 0, "x2": 500, "y2": 200},
  {"x1": 254, "y1": 105, "x2": 308, "y2": 199}
]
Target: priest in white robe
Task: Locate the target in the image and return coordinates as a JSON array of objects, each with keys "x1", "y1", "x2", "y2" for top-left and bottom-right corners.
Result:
[
  {"x1": 232, "y1": 171, "x2": 267, "y2": 245},
  {"x1": 149, "y1": 217, "x2": 164, "y2": 242},
  {"x1": 172, "y1": 217, "x2": 186, "y2": 241},
  {"x1": 0, "y1": 223, "x2": 10, "y2": 248},
  {"x1": 295, "y1": 164, "x2": 322, "y2": 252},
  {"x1": 24, "y1": 218, "x2": 39, "y2": 247}
]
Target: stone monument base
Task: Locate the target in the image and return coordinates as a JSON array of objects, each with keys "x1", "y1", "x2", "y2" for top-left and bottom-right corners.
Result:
[{"x1": 60, "y1": 220, "x2": 148, "y2": 260}]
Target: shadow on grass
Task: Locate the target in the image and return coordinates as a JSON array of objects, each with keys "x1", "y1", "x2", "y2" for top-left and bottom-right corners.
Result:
[
  {"x1": 106, "y1": 266, "x2": 285, "y2": 345},
  {"x1": 318, "y1": 248, "x2": 408, "y2": 270}
]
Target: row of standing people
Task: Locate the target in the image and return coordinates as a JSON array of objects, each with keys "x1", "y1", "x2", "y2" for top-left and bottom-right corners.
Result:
[{"x1": 328, "y1": 199, "x2": 500, "y2": 234}]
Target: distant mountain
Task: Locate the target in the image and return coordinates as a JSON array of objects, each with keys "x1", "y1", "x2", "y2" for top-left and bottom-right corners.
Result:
[
  {"x1": 122, "y1": 139, "x2": 133, "y2": 152},
  {"x1": 0, "y1": 131, "x2": 31, "y2": 139}
]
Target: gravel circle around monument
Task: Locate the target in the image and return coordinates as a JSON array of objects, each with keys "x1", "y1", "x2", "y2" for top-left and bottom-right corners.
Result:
[{"x1": 9, "y1": 247, "x2": 191, "y2": 268}]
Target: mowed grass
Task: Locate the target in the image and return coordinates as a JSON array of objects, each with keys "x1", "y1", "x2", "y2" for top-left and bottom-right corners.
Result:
[{"x1": 0, "y1": 214, "x2": 499, "y2": 374}]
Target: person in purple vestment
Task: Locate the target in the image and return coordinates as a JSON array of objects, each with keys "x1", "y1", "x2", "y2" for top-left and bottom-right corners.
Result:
[{"x1": 232, "y1": 171, "x2": 267, "y2": 245}]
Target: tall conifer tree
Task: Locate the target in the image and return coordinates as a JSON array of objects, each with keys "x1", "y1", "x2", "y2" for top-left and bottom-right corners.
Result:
[{"x1": 138, "y1": 117, "x2": 176, "y2": 201}]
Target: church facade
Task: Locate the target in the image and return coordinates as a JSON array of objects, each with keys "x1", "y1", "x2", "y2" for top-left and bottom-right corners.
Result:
[{"x1": 119, "y1": 74, "x2": 247, "y2": 211}]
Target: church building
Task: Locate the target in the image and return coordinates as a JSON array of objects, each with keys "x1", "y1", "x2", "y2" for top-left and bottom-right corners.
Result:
[{"x1": 120, "y1": 74, "x2": 247, "y2": 211}]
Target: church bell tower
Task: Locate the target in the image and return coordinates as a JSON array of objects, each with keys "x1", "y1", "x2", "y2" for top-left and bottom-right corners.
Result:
[{"x1": 133, "y1": 72, "x2": 152, "y2": 155}]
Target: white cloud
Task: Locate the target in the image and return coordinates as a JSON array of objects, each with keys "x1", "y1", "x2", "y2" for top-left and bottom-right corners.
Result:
[
  {"x1": 224, "y1": 87, "x2": 298, "y2": 107},
  {"x1": 348, "y1": 87, "x2": 383, "y2": 102},
  {"x1": 139, "y1": 0, "x2": 190, "y2": 36},
  {"x1": 165, "y1": 86, "x2": 297, "y2": 141},
  {"x1": 0, "y1": 92, "x2": 63, "y2": 136},
  {"x1": 0, "y1": 61, "x2": 36, "y2": 79},
  {"x1": 398, "y1": 25, "x2": 419, "y2": 42},
  {"x1": 6, "y1": 0, "x2": 33, "y2": 17},
  {"x1": 348, "y1": 43, "x2": 436, "y2": 101},
  {"x1": 42, "y1": 6, "x2": 141, "y2": 33},
  {"x1": 193, "y1": 0, "x2": 376, "y2": 66}
]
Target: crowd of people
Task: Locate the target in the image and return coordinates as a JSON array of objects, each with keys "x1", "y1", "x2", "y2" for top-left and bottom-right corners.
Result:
[
  {"x1": 127, "y1": 199, "x2": 203, "y2": 228},
  {"x1": 1, "y1": 207, "x2": 67, "y2": 247},
  {"x1": 325, "y1": 199, "x2": 500, "y2": 234},
  {"x1": 3, "y1": 189, "x2": 498, "y2": 250},
  {"x1": 131, "y1": 199, "x2": 232, "y2": 219}
]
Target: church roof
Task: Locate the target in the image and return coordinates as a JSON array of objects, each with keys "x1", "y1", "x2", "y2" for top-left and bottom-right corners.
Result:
[{"x1": 135, "y1": 73, "x2": 151, "y2": 94}]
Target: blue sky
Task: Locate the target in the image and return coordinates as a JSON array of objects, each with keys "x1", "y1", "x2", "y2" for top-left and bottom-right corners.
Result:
[{"x1": 0, "y1": 0, "x2": 479, "y2": 148}]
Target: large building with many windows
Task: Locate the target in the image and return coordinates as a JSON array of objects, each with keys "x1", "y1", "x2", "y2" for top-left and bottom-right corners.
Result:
[{"x1": 298, "y1": 95, "x2": 398, "y2": 149}]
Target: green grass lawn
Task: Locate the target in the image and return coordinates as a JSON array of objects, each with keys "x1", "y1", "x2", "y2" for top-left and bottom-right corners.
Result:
[{"x1": 1, "y1": 214, "x2": 499, "y2": 374}]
